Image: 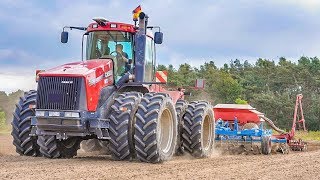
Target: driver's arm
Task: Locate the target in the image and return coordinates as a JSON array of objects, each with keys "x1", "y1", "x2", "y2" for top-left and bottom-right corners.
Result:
[
  {"x1": 121, "y1": 53, "x2": 130, "y2": 63},
  {"x1": 122, "y1": 55, "x2": 129, "y2": 63}
]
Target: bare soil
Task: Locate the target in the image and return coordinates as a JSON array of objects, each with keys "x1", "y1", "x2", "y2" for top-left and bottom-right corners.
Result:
[{"x1": 1, "y1": 134, "x2": 320, "y2": 180}]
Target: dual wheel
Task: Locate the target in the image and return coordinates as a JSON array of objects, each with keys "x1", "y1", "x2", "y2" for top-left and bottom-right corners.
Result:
[
  {"x1": 11, "y1": 91, "x2": 215, "y2": 163},
  {"x1": 181, "y1": 101, "x2": 215, "y2": 157},
  {"x1": 108, "y1": 92, "x2": 177, "y2": 162},
  {"x1": 108, "y1": 94, "x2": 215, "y2": 163}
]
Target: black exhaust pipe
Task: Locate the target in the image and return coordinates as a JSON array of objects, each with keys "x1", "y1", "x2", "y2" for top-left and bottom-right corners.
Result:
[{"x1": 134, "y1": 12, "x2": 148, "y2": 83}]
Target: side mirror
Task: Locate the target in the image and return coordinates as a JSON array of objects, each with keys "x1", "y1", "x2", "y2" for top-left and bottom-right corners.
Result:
[
  {"x1": 154, "y1": 32, "x2": 163, "y2": 44},
  {"x1": 61, "y1": 31, "x2": 69, "y2": 43}
]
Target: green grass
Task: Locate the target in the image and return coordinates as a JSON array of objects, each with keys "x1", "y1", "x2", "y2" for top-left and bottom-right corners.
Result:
[
  {"x1": 294, "y1": 131, "x2": 320, "y2": 141},
  {"x1": 272, "y1": 129, "x2": 320, "y2": 141},
  {"x1": 0, "y1": 124, "x2": 11, "y2": 135}
]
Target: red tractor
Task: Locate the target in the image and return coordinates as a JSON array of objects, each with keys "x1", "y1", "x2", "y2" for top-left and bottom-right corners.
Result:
[{"x1": 11, "y1": 7, "x2": 215, "y2": 163}]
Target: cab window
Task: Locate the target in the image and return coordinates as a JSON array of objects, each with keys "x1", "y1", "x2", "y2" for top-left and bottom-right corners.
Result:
[
  {"x1": 86, "y1": 31, "x2": 133, "y2": 60},
  {"x1": 145, "y1": 37, "x2": 154, "y2": 82},
  {"x1": 86, "y1": 31, "x2": 133, "y2": 82}
]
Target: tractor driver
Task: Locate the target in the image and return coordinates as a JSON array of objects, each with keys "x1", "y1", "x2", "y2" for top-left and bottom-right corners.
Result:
[
  {"x1": 96, "y1": 34, "x2": 110, "y2": 58},
  {"x1": 115, "y1": 44, "x2": 132, "y2": 76}
]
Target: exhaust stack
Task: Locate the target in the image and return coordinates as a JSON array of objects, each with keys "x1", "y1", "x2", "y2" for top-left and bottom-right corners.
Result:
[{"x1": 133, "y1": 9, "x2": 148, "y2": 82}]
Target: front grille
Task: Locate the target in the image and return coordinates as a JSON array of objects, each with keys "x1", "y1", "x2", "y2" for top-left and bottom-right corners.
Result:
[{"x1": 37, "y1": 76, "x2": 82, "y2": 110}]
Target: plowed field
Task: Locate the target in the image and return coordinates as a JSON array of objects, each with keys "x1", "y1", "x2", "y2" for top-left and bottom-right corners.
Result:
[{"x1": 1, "y1": 135, "x2": 319, "y2": 180}]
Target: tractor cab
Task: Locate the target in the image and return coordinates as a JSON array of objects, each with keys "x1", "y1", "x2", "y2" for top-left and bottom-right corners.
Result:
[
  {"x1": 60, "y1": 16, "x2": 163, "y2": 84},
  {"x1": 85, "y1": 22, "x2": 135, "y2": 81}
]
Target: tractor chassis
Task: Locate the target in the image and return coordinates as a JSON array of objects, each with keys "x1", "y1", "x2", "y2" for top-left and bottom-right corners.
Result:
[{"x1": 30, "y1": 110, "x2": 110, "y2": 140}]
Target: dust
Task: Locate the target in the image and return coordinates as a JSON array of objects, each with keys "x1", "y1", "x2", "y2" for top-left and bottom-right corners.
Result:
[
  {"x1": 303, "y1": 141, "x2": 320, "y2": 151},
  {"x1": 210, "y1": 147, "x2": 223, "y2": 157},
  {"x1": 78, "y1": 149, "x2": 104, "y2": 156},
  {"x1": 186, "y1": 90, "x2": 214, "y2": 103}
]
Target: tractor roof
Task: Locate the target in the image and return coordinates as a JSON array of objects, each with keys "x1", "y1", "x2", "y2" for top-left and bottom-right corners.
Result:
[
  {"x1": 87, "y1": 22, "x2": 136, "y2": 33},
  {"x1": 86, "y1": 22, "x2": 155, "y2": 39}
]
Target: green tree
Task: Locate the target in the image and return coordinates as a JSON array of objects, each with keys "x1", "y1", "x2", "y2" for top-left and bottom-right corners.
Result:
[
  {"x1": 157, "y1": 56, "x2": 320, "y2": 130},
  {"x1": 235, "y1": 98, "x2": 248, "y2": 104}
]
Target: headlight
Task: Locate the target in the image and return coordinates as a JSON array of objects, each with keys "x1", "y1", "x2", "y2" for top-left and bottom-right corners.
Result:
[
  {"x1": 48, "y1": 111, "x2": 60, "y2": 117},
  {"x1": 65, "y1": 112, "x2": 80, "y2": 118},
  {"x1": 35, "y1": 111, "x2": 45, "y2": 117}
]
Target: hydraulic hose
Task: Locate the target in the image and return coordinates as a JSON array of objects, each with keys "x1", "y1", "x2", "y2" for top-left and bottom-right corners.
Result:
[{"x1": 259, "y1": 115, "x2": 287, "y2": 134}]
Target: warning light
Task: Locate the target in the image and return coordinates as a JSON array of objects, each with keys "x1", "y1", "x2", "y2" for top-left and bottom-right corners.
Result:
[
  {"x1": 120, "y1": 25, "x2": 132, "y2": 31},
  {"x1": 132, "y1": 5, "x2": 142, "y2": 21}
]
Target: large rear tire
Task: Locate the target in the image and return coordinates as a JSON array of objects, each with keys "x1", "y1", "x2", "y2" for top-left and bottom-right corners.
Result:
[
  {"x1": 175, "y1": 99, "x2": 188, "y2": 155},
  {"x1": 182, "y1": 101, "x2": 215, "y2": 158},
  {"x1": 37, "y1": 135, "x2": 81, "y2": 158},
  {"x1": 108, "y1": 92, "x2": 142, "y2": 160},
  {"x1": 11, "y1": 90, "x2": 40, "y2": 156},
  {"x1": 134, "y1": 93, "x2": 177, "y2": 163}
]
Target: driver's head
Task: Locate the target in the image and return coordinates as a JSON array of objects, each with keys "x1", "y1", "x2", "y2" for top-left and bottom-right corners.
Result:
[{"x1": 116, "y1": 44, "x2": 123, "y2": 52}]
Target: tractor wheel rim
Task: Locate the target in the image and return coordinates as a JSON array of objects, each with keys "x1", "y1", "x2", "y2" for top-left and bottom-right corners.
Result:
[
  {"x1": 202, "y1": 114, "x2": 212, "y2": 151},
  {"x1": 158, "y1": 108, "x2": 174, "y2": 154}
]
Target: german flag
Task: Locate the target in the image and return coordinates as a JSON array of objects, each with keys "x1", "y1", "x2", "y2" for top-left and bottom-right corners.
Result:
[{"x1": 132, "y1": 5, "x2": 142, "y2": 21}]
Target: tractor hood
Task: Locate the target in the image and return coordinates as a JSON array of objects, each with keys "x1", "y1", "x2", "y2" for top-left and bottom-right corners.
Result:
[
  {"x1": 39, "y1": 59, "x2": 113, "y2": 77},
  {"x1": 37, "y1": 59, "x2": 115, "y2": 112}
]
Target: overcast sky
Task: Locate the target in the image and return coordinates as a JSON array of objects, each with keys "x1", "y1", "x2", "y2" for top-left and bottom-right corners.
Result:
[{"x1": 0, "y1": 0, "x2": 320, "y2": 93}]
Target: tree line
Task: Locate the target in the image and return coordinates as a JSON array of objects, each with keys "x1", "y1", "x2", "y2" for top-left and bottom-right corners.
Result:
[
  {"x1": 158, "y1": 56, "x2": 320, "y2": 131},
  {"x1": 1, "y1": 57, "x2": 320, "y2": 131}
]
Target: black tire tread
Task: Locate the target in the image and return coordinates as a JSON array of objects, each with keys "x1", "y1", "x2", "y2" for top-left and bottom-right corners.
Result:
[
  {"x1": 182, "y1": 101, "x2": 214, "y2": 158},
  {"x1": 37, "y1": 136, "x2": 80, "y2": 158},
  {"x1": 108, "y1": 92, "x2": 142, "y2": 160},
  {"x1": 175, "y1": 99, "x2": 188, "y2": 155},
  {"x1": 11, "y1": 90, "x2": 39, "y2": 156},
  {"x1": 134, "y1": 93, "x2": 176, "y2": 163}
]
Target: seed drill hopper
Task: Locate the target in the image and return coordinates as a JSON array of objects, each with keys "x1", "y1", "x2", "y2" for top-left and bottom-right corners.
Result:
[{"x1": 214, "y1": 94, "x2": 307, "y2": 154}]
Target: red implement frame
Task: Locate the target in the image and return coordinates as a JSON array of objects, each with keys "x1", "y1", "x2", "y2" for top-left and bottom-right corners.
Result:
[
  {"x1": 273, "y1": 94, "x2": 307, "y2": 151},
  {"x1": 290, "y1": 94, "x2": 307, "y2": 135}
]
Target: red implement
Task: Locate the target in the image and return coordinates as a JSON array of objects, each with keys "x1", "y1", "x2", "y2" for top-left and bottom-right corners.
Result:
[
  {"x1": 273, "y1": 94, "x2": 307, "y2": 151},
  {"x1": 213, "y1": 104, "x2": 264, "y2": 125}
]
